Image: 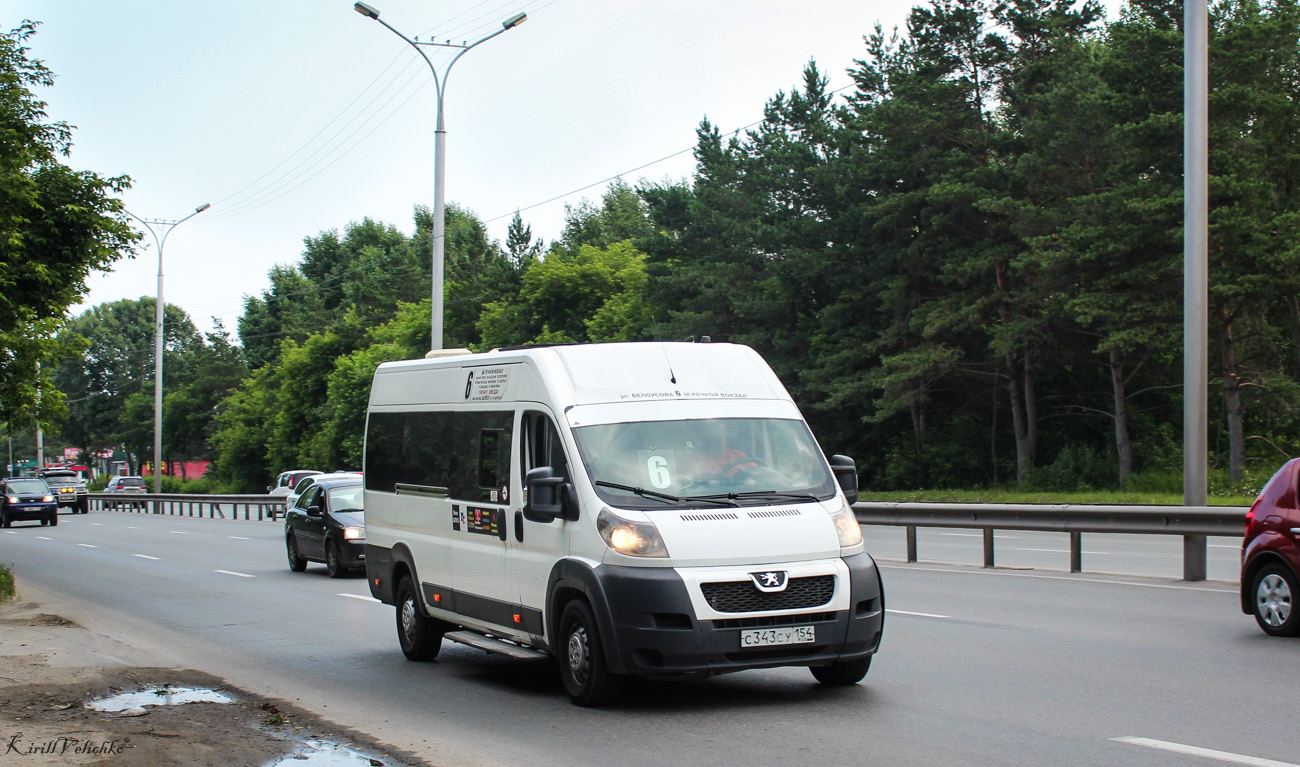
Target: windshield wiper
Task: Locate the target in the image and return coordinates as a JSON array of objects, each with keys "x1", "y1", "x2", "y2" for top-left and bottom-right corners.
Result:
[
  {"x1": 689, "y1": 490, "x2": 823, "y2": 503},
  {"x1": 594, "y1": 481, "x2": 739, "y2": 507}
]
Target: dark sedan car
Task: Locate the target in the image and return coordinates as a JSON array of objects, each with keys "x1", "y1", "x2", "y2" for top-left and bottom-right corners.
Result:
[
  {"x1": 1, "y1": 477, "x2": 58, "y2": 528},
  {"x1": 1242, "y1": 457, "x2": 1300, "y2": 635},
  {"x1": 285, "y1": 475, "x2": 365, "y2": 578}
]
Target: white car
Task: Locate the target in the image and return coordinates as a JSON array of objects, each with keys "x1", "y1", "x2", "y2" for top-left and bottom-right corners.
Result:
[
  {"x1": 268, "y1": 470, "x2": 321, "y2": 497},
  {"x1": 103, "y1": 475, "x2": 147, "y2": 509},
  {"x1": 286, "y1": 471, "x2": 362, "y2": 509}
]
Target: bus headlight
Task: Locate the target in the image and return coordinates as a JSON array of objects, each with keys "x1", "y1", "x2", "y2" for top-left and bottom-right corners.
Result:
[
  {"x1": 597, "y1": 508, "x2": 668, "y2": 558},
  {"x1": 831, "y1": 502, "x2": 862, "y2": 547}
]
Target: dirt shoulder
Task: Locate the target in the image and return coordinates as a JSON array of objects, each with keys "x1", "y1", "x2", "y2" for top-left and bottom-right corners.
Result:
[{"x1": 0, "y1": 596, "x2": 426, "y2": 767}]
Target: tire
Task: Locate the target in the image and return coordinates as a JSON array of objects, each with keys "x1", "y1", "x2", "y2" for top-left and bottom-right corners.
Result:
[
  {"x1": 286, "y1": 534, "x2": 308, "y2": 572},
  {"x1": 811, "y1": 655, "x2": 872, "y2": 686},
  {"x1": 395, "y1": 577, "x2": 444, "y2": 661},
  {"x1": 1253, "y1": 564, "x2": 1300, "y2": 636},
  {"x1": 325, "y1": 539, "x2": 346, "y2": 579},
  {"x1": 558, "y1": 599, "x2": 622, "y2": 707},
  {"x1": 48, "y1": 512, "x2": 58, "y2": 527},
  {"x1": 1, "y1": 511, "x2": 8, "y2": 528},
  {"x1": 77, "y1": 499, "x2": 88, "y2": 514}
]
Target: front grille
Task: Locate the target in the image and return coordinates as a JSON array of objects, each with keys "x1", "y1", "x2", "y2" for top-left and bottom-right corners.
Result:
[
  {"x1": 712, "y1": 611, "x2": 838, "y2": 629},
  {"x1": 700, "y1": 575, "x2": 835, "y2": 613}
]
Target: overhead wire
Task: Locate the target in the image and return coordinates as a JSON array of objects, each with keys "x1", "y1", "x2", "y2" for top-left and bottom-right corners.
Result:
[
  {"x1": 200, "y1": 0, "x2": 550, "y2": 223},
  {"x1": 176, "y1": 0, "x2": 855, "y2": 324}
]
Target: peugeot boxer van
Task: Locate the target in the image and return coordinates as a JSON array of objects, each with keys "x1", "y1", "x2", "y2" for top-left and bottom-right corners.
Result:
[{"x1": 363, "y1": 341, "x2": 883, "y2": 706}]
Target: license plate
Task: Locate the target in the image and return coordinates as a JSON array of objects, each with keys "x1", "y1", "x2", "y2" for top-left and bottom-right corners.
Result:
[{"x1": 740, "y1": 625, "x2": 815, "y2": 648}]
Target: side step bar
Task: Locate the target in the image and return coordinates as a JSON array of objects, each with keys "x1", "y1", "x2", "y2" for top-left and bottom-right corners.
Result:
[{"x1": 444, "y1": 630, "x2": 549, "y2": 660}]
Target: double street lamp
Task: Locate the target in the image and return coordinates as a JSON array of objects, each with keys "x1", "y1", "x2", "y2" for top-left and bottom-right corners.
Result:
[
  {"x1": 125, "y1": 203, "x2": 211, "y2": 493},
  {"x1": 354, "y1": 2, "x2": 527, "y2": 354}
]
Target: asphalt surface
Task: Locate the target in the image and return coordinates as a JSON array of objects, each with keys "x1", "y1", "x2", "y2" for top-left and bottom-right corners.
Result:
[{"x1": 1, "y1": 508, "x2": 1293, "y2": 767}]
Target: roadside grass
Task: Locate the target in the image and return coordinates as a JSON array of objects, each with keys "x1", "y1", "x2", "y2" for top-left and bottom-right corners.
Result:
[
  {"x1": 861, "y1": 488, "x2": 1256, "y2": 507},
  {"x1": 0, "y1": 563, "x2": 14, "y2": 602}
]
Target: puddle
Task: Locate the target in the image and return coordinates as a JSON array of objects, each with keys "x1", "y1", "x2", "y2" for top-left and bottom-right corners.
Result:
[
  {"x1": 265, "y1": 738, "x2": 382, "y2": 767},
  {"x1": 87, "y1": 685, "x2": 235, "y2": 712}
]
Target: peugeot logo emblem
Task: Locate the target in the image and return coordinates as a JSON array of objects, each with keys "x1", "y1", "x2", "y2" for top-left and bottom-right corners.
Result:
[{"x1": 750, "y1": 571, "x2": 789, "y2": 592}]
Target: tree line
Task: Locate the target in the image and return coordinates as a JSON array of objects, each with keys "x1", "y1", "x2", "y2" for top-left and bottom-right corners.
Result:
[{"x1": 36, "y1": 0, "x2": 1300, "y2": 494}]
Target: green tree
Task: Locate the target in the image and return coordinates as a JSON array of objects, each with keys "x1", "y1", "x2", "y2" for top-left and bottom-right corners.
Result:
[
  {"x1": 478, "y1": 241, "x2": 653, "y2": 347},
  {"x1": 163, "y1": 322, "x2": 246, "y2": 469},
  {"x1": 0, "y1": 22, "x2": 137, "y2": 427},
  {"x1": 54, "y1": 298, "x2": 202, "y2": 471}
]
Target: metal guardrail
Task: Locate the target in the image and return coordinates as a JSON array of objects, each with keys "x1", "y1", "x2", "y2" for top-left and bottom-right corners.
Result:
[
  {"x1": 853, "y1": 501, "x2": 1249, "y2": 581},
  {"x1": 82, "y1": 493, "x2": 1244, "y2": 580},
  {"x1": 88, "y1": 493, "x2": 287, "y2": 522}
]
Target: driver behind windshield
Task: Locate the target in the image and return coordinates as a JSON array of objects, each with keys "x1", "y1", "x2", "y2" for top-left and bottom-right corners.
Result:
[{"x1": 679, "y1": 421, "x2": 759, "y2": 482}]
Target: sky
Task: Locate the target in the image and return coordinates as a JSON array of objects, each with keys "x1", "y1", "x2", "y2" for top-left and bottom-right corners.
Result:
[{"x1": 7, "y1": 0, "x2": 935, "y2": 338}]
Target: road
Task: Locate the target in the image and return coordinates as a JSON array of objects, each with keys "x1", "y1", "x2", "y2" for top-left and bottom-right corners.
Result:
[{"x1": 1, "y1": 508, "x2": 1294, "y2": 767}]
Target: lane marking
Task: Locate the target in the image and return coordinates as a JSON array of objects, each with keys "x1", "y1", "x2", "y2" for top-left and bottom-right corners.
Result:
[
  {"x1": 1112, "y1": 737, "x2": 1299, "y2": 767},
  {"x1": 214, "y1": 569, "x2": 254, "y2": 578},
  {"x1": 36, "y1": 536, "x2": 51, "y2": 541},
  {"x1": 1014, "y1": 547, "x2": 1109, "y2": 555},
  {"x1": 169, "y1": 531, "x2": 189, "y2": 535},
  {"x1": 90, "y1": 523, "x2": 103, "y2": 526},
  {"x1": 886, "y1": 609, "x2": 950, "y2": 619},
  {"x1": 133, "y1": 554, "x2": 161, "y2": 561},
  {"x1": 228, "y1": 536, "x2": 250, "y2": 540},
  {"x1": 77, "y1": 544, "x2": 98, "y2": 548},
  {"x1": 338, "y1": 593, "x2": 381, "y2": 603},
  {"x1": 878, "y1": 564, "x2": 1236, "y2": 593},
  {"x1": 127, "y1": 526, "x2": 140, "y2": 529},
  {"x1": 3, "y1": 531, "x2": 14, "y2": 535}
]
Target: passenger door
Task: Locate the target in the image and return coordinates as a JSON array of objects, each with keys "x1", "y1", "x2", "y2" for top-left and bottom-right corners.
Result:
[
  {"x1": 295, "y1": 486, "x2": 327, "y2": 559},
  {"x1": 447, "y1": 410, "x2": 517, "y2": 633},
  {"x1": 509, "y1": 409, "x2": 574, "y2": 643}
]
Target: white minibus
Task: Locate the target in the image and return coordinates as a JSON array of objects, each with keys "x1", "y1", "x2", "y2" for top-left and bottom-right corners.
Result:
[{"x1": 363, "y1": 341, "x2": 883, "y2": 706}]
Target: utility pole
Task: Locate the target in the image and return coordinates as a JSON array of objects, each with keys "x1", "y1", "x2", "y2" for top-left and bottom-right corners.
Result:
[{"x1": 125, "y1": 203, "x2": 211, "y2": 493}]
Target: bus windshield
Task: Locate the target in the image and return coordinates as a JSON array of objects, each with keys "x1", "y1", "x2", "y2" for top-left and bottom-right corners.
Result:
[{"x1": 571, "y1": 417, "x2": 836, "y2": 509}]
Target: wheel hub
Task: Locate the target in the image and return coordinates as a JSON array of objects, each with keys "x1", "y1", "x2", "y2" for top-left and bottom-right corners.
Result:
[
  {"x1": 567, "y1": 627, "x2": 589, "y2": 684},
  {"x1": 1257, "y1": 573, "x2": 1293, "y2": 627},
  {"x1": 401, "y1": 599, "x2": 417, "y2": 637}
]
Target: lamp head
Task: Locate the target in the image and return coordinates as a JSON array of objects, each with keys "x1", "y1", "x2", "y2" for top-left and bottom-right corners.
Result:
[
  {"x1": 196, "y1": 203, "x2": 211, "y2": 213},
  {"x1": 503, "y1": 12, "x2": 527, "y2": 29},
  {"x1": 354, "y1": 2, "x2": 380, "y2": 19}
]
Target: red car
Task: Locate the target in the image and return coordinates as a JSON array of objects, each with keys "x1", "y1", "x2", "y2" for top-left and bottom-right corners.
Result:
[{"x1": 1242, "y1": 458, "x2": 1300, "y2": 635}]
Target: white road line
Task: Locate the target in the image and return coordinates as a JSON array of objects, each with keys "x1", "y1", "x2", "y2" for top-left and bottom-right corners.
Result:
[
  {"x1": 169, "y1": 531, "x2": 189, "y2": 535},
  {"x1": 36, "y1": 536, "x2": 51, "y2": 541},
  {"x1": 90, "y1": 523, "x2": 103, "y2": 526},
  {"x1": 879, "y1": 564, "x2": 1237, "y2": 593},
  {"x1": 1112, "y1": 737, "x2": 1299, "y2": 767},
  {"x1": 3, "y1": 531, "x2": 14, "y2": 535},
  {"x1": 214, "y1": 569, "x2": 255, "y2": 578},
  {"x1": 127, "y1": 526, "x2": 140, "y2": 530},
  {"x1": 1014, "y1": 547, "x2": 1110, "y2": 555},
  {"x1": 886, "y1": 609, "x2": 951, "y2": 619},
  {"x1": 228, "y1": 536, "x2": 250, "y2": 540},
  {"x1": 338, "y1": 593, "x2": 381, "y2": 603},
  {"x1": 77, "y1": 544, "x2": 98, "y2": 548},
  {"x1": 133, "y1": 554, "x2": 161, "y2": 560}
]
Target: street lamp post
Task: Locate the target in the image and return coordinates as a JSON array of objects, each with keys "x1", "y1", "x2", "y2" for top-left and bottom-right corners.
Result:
[
  {"x1": 354, "y1": 2, "x2": 526, "y2": 353},
  {"x1": 125, "y1": 203, "x2": 211, "y2": 494}
]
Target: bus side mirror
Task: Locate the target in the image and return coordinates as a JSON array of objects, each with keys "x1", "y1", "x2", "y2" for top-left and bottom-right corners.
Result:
[
  {"x1": 829, "y1": 455, "x2": 859, "y2": 505},
  {"x1": 524, "y1": 466, "x2": 577, "y2": 522}
]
